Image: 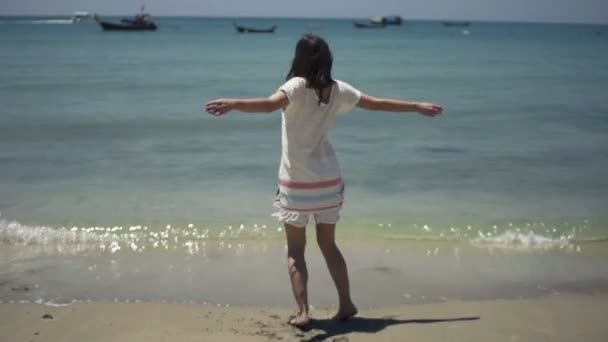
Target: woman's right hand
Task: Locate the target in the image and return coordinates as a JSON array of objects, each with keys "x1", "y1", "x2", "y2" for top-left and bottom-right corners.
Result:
[
  {"x1": 205, "y1": 99, "x2": 237, "y2": 116},
  {"x1": 416, "y1": 102, "x2": 443, "y2": 117}
]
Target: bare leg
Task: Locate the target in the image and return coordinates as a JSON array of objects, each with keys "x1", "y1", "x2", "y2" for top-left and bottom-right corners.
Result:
[
  {"x1": 284, "y1": 224, "x2": 311, "y2": 327},
  {"x1": 315, "y1": 223, "x2": 358, "y2": 320}
]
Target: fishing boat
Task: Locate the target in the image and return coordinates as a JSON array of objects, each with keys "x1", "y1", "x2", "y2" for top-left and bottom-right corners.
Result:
[
  {"x1": 95, "y1": 7, "x2": 157, "y2": 31},
  {"x1": 353, "y1": 21, "x2": 386, "y2": 29},
  {"x1": 371, "y1": 15, "x2": 403, "y2": 26},
  {"x1": 234, "y1": 23, "x2": 277, "y2": 33},
  {"x1": 441, "y1": 21, "x2": 471, "y2": 27}
]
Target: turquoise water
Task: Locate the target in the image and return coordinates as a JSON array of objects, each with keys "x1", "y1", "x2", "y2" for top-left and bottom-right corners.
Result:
[
  {"x1": 2, "y1": 17, "x2": 608, "y2": 306},
  {"x1": 1, "y1": 17, "x2": 608, "y2": 248}
]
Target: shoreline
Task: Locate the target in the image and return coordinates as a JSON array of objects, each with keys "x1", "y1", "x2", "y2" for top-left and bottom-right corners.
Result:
[
  {"x1": 1, "y1": 293, "x2": 607, "y2": 341},
  {"x1": 3, "y1": 239, "x2": 608, "y2": 308}
]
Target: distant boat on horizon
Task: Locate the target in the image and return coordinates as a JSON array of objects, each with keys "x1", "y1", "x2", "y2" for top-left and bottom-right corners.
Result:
[
  {"x1": 94, "y1": 6, "x2": 157, "y2": 31},
  {"x1": 371, "y1": 15, "x2": 403, "y2": 26},
  {"x1": 353, "y1": 21, "x2": 386, "y2": 29},
  {"x1": 441, "y1": 21, "x2": 471, "y2": 27},
  {"x1": 95, "y1": 15, "x2": 157, "y2": 31},
  {"x1": 233, "y1": 23, "x2": 277, "y2": 33}
]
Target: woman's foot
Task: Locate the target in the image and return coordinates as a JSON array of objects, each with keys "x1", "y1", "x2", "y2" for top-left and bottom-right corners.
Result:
[
  {"x1": 287, "y1": 312, "x2": 312, "y2": 330},
  {"x1": 332, "y1": 304, "x2": 358, "y2": 321}
]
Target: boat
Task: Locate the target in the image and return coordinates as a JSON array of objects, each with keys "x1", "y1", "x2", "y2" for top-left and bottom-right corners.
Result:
[
  {"x1": 371, "y1": 15, "x2": 403, "y2": 26},
  {"x1": 95, "y1": 14, "x2": 157, "y2": 31},
  {"x1": 95, "y1": 7, "x2": 157, "y2": 31},
  {"x1": 441, "y1": 21, "x2": 471, "y2": 27},
  {"x1": 353, "y1": 21, "x2": 386, "y2": 29},
  {"x1": 71, "y1": 11, "x2": 92, "y2": 23},
  {"x1": 234, "y1": 23, "x2": 277, "y2": 33}
]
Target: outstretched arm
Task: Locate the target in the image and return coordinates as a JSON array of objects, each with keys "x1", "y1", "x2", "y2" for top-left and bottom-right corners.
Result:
[
  {"x1": 206, "y1": 91, "x2": 288, "y2": 116},
  {"x1": 357, "y1": 94, "x2": 443, "y2": 117}
]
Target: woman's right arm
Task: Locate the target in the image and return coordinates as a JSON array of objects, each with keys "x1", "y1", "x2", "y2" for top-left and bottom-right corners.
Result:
[
  {"x1": 357, "y1": 93, "x2": 443, "y2": 117},
  {"x1": 205, "y1": 91, "x2": 288, "y2": 116}
]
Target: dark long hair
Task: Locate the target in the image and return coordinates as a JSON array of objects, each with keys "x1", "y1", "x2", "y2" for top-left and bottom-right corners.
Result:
[{"x1": 286, "y1": 34, "x2": 334, "y2": 90}]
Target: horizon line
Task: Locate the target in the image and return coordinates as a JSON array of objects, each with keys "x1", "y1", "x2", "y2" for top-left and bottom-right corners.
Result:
[{"x1": 0, "y1": 13, "x2": 607, "y2": 26}]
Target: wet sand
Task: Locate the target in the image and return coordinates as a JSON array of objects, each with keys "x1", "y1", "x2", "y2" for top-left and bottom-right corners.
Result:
[
  {"x1": 1, "y1": 293, "x2": 607, "y2": 341},
  {"x1": 3, "y1": 240, "x2": 608, "y2": 308}
]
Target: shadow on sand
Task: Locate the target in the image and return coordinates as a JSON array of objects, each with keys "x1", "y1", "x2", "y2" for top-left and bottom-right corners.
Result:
[{"x1": 302, "y1": 316, "x2": 480, "y2": 342}]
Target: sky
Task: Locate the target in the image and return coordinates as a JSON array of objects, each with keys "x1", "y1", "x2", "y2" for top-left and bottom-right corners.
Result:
[{"x1": 1, "y1": 0, "x2": 607, "y2": 24}]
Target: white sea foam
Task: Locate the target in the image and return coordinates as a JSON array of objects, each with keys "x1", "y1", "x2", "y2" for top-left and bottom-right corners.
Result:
[
  {"x1": 0, "y1": 218, "x2": 106, "y2": 246},
  {"x1": 471, "y1": 229, "x2": 572, "y2": 251},
  {"x1": 42, "y1": 301, "x2": 73, "y2": 307},
  {"x1": 0, "y1": 211, "x2": 597, "y2": 258},
  {"x1": 0, "y1": 214, "x2": 275, "y2": 258},
  {"x1": 0, "y1": 216, "x2": 112, "y2": 260}
]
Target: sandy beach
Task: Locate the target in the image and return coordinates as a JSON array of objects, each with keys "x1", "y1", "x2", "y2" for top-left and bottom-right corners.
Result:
[
  {"x1": 2, "y1": 232, "x2": 608, "y2": 342},
  {"x1": 1, "y1": 293, "x2": 607, "y2": 341}
]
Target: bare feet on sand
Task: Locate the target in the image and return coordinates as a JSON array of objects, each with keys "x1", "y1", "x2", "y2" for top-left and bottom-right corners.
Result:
[
  {"x1": 287, "y1": 312, "x2": 311, "y2": 330},
  {"x1": 332, "y1": 304, "x2": 358, "y2": 321}
]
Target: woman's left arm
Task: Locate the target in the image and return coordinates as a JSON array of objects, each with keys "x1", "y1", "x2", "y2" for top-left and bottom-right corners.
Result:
[{"x1": 206, "y1": 91, "x2": 288, "y2": 116}]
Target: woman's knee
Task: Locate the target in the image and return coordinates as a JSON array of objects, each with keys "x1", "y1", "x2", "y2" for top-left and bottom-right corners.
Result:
[
  {"x1": 315, "y1": 223, "x2": 336, "y2": 250},
  {"x1": 316, "y1": 235, "x2": 337, "y2": 252},
  {"x1": 287, "y1": 245, "x2": 306, "y2": 258}
]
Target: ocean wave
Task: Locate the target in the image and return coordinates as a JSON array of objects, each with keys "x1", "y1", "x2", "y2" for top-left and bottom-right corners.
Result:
[
  {"x1": 471, "y1": 229, "x2": 574, "y2": 251},
  {"x1": 382, "y1": 230, "x2": 586, "y2": 251},
  {"x1": 1, "y1": 213, "x2": 605, "y2": 257},
  {"x1": 0, "y1": 216, "x2": 275, "y2": 258},
  {"x1": 0, "y1": 218, "x2": 107, "y2": 246},
  {"x1": 0, "y1": 217, "x2": 111, "y2": 260}
]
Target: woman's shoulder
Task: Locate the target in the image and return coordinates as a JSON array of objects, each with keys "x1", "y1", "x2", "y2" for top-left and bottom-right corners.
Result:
[
  {"x1": 285, "y1": 76, "x2": 307, "y2": 86},
  {"x1": 281, "y1": 77, "x2": 307, "y2": 93},
  {"x1": 280, "y1": 77, "x2": 308, "y2": 102},
  {"x1": 334, "y1": 79, "x2": 360, "y2": 94},
  {"x1": 334, "y1": 79, "x2": 353, "y2": 88}
]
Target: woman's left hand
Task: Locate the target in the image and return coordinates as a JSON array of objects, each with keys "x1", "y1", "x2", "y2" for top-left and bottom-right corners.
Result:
[
  {"x1": 206, "y1": 99, "x2": 237, "y2": 116},
  {"x1": 416, "y1": 102, "x2": 443, "y2": 117}
]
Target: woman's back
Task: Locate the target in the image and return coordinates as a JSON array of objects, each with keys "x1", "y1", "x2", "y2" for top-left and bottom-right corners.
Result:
[{"x1": 278, "y1": 76, "x2": 361, "y2": 183}]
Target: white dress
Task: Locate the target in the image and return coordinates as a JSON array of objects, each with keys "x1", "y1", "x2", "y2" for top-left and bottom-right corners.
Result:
[{"x1": 274, "y1": 77, "x2": 361, "y2": 214}]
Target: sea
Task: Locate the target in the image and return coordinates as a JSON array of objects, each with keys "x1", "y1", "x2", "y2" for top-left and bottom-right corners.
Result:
[{"x1": 1, "y1": 16, "x2": 607, "y2": 307}]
